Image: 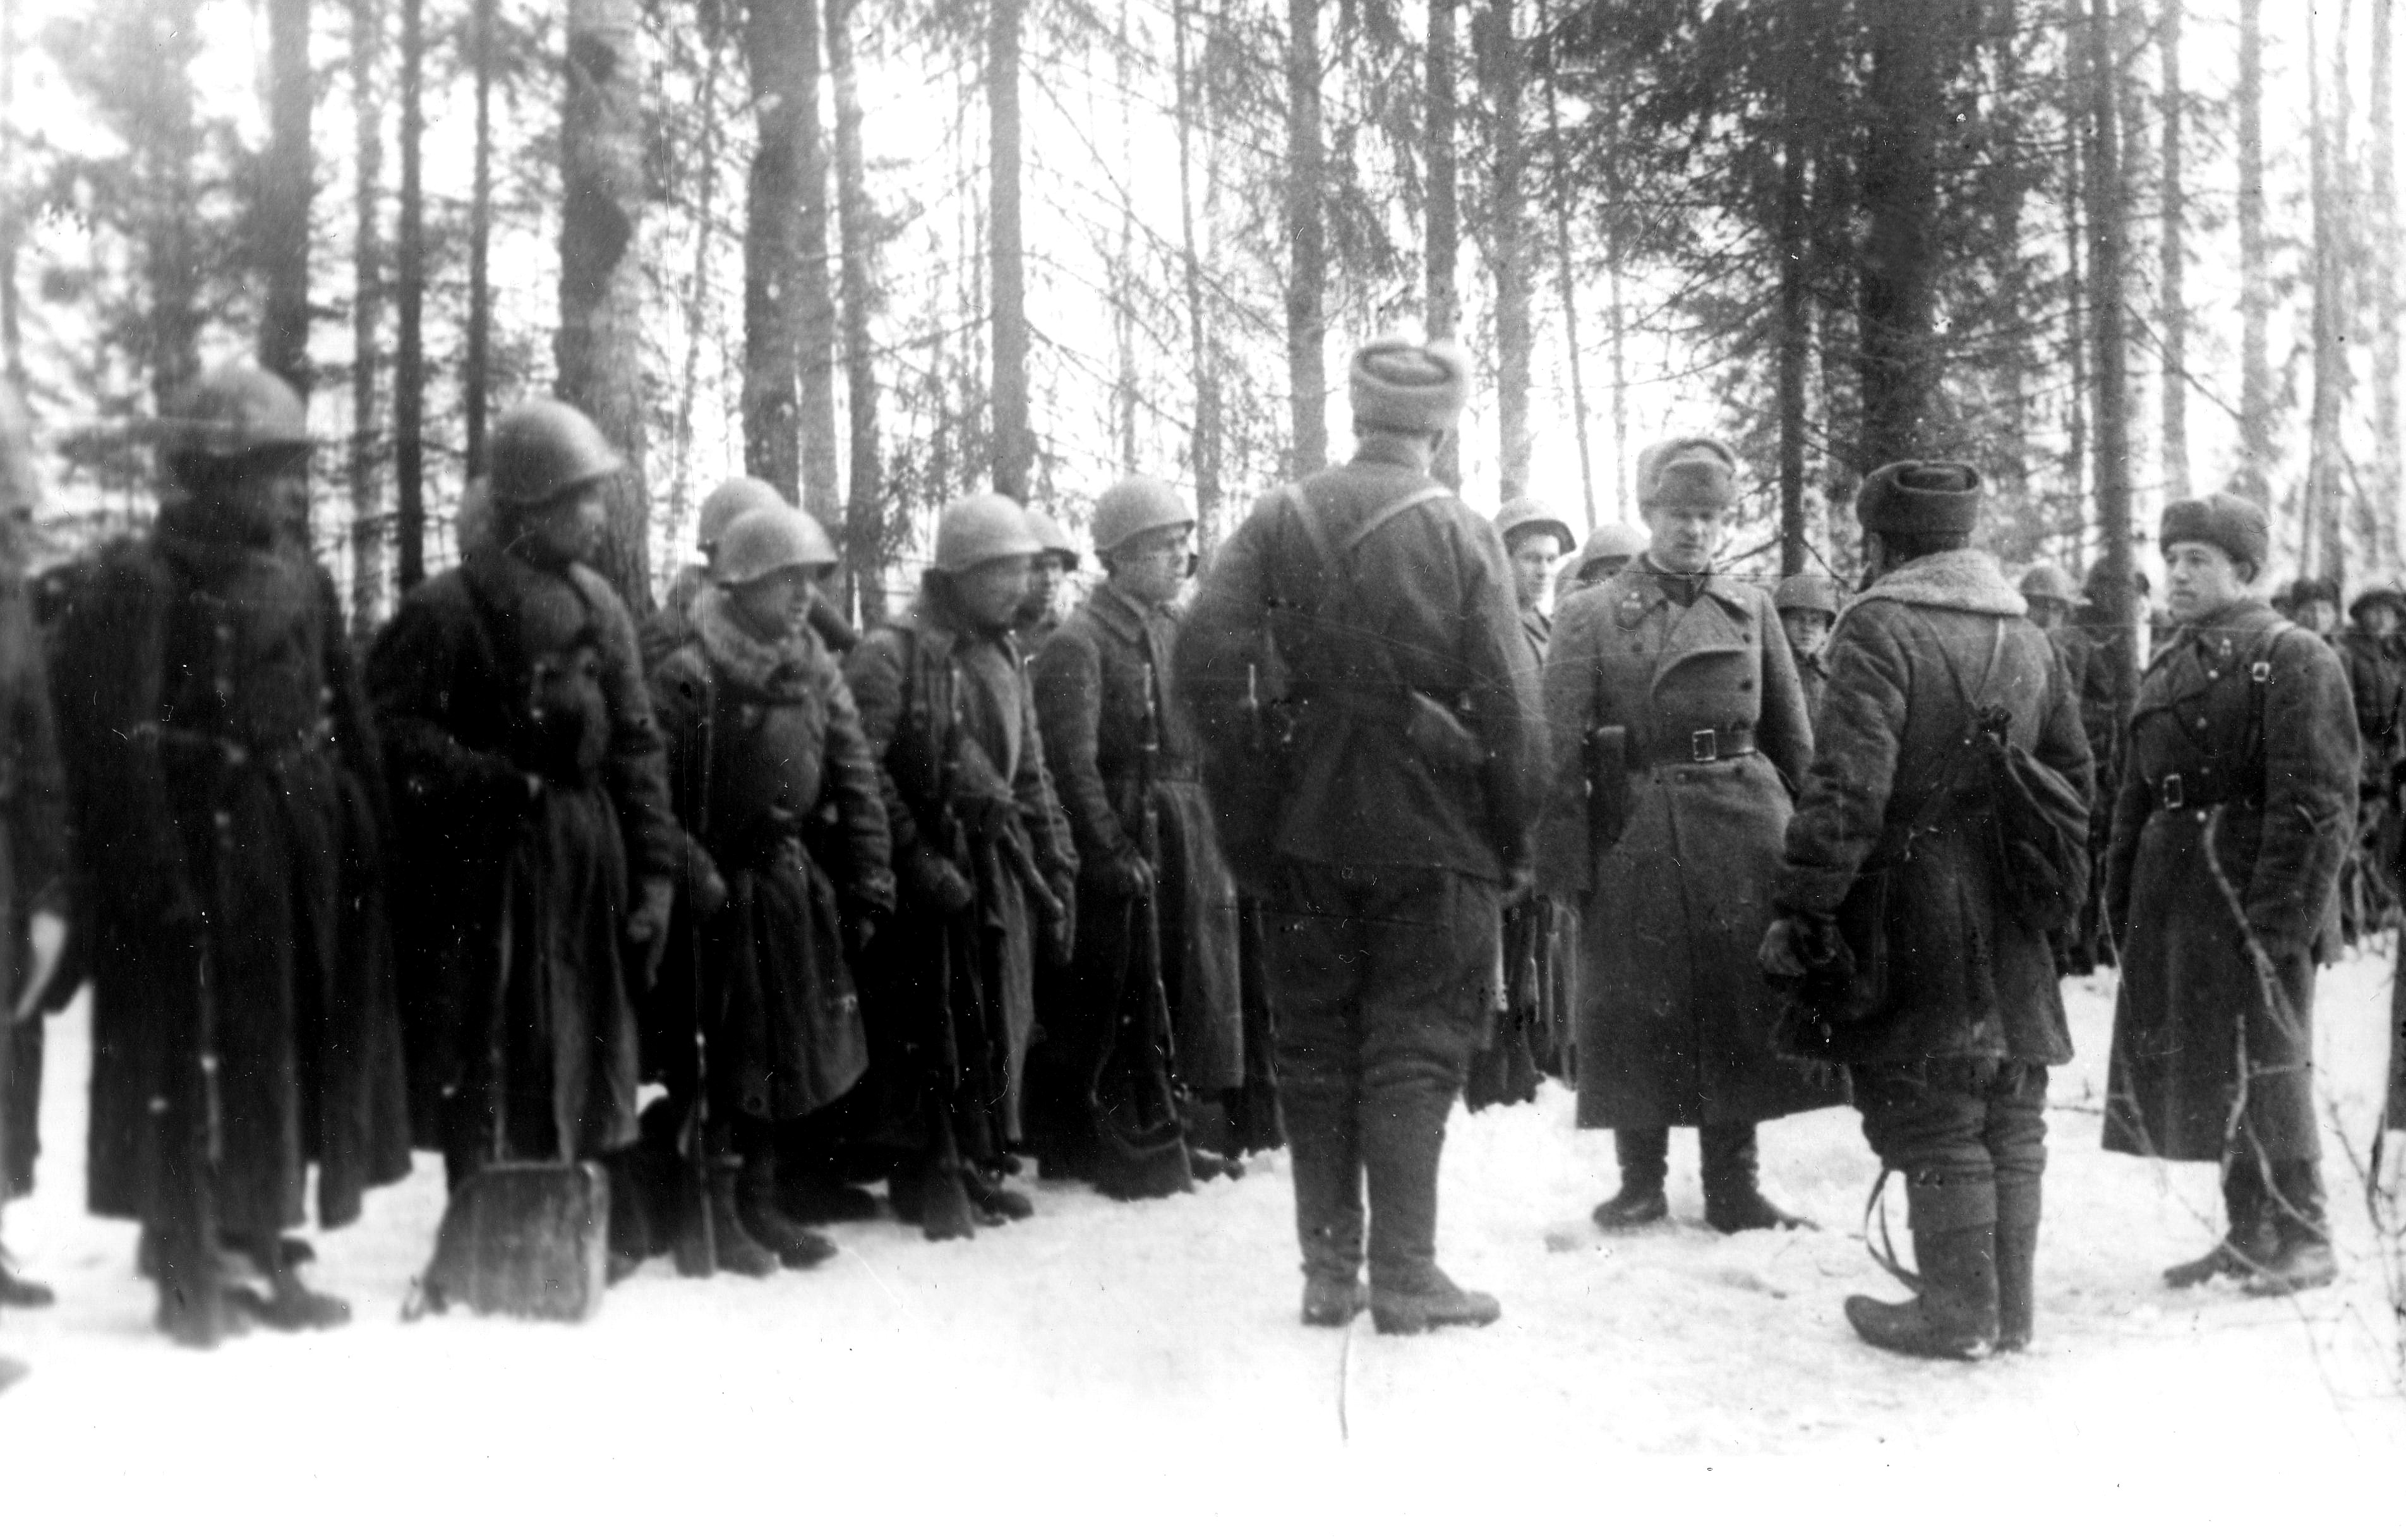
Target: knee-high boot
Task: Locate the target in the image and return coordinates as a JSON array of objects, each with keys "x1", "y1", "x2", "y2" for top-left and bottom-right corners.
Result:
[
  {"x1": 1994, "y1": 1175, "x2": 2040, "y2": 1352},
  {"x1": 1278, "y1": 1073, "x2": 1366, "y2": 1325},
  {"x1": 1845, "y1": 1176, "x2": 1999, "y2": 1361},
  {"x1": 1361, "y1": 1074, "x2": 1497, "y2": 1335}
]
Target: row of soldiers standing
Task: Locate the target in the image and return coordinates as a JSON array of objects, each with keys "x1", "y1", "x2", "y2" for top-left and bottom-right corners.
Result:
[{"x1": 0, "y1": 355, "x2": 1285, "y2": 1365}]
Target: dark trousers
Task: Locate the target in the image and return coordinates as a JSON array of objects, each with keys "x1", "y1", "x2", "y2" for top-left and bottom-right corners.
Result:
[
  {"x1": 1613, "y1": 1122, "x2": 1762, "y2": 1200},
  {"x1": 1260, "y1": 862, "x2": 1499, "y2": 1290},
  {"x1": 1851, "y1": 1059, "x2": 2048, "y2": 1236}
]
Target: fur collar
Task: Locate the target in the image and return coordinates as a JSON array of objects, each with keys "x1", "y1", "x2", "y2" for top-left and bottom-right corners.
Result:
[
  {"x1": 693, "y1": 585, "x2": 818, "y2": 695},
  {"x1": 1859, "y1": 548, "x2": 2027, "y2": 618}
]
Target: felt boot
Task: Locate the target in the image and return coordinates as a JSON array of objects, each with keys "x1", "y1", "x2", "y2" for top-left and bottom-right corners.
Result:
[
  {"x1": 1845, "y1": 1180, "x2": 1999, "y2": 1362},
  {"x1": 1994, "y1": 1177, "x2": 2041, "y2": 1352}
]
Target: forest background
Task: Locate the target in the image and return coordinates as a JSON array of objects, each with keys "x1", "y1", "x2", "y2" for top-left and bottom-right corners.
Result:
[{"x1": 0, "y1": 0, "x2": 2395, "y2": 707}]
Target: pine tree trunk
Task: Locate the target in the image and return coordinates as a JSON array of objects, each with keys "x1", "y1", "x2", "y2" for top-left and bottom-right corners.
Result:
[
  {"x1": 1, "y1": 0, "x2": 19, "y2": 389},
  {"x1": 143, "y1": 0, "x2": 205, "y2": 418},
  {"x1": 260, "y1": 0, "x2": 311, "y2": 400},
  {"x1": 1172, "y1": 0, "x2": 1222, "y2": 543},
  {"x1": 2306, "y1": 0, "x2": 2350, "y2": 584},
  {"x1": 395, "y1": 0, "x2": 426, "y2": 589},
  {"x1": 1856, "y1": 0, "x2": 1941, "y2": 466},
  {"x1": 2062, "y1": 0, "x2": 2090, "y2": 563},
  {"x1": 2158, "y1": 0, "x2": 2190, "y2": 500},
  {"x1": 1284, "y1": 0, "x2": 1328, "y2": 476},
  {"x1": 1537, "y1": 0, "x2": 1596, "y2": 527},
  {"x1": 1485, "y1": 0, "x2": 1531, "y2": 504},
  {"x1": 1777, "y1": 6, "x2": 1812, "y2": 575},
  {"x1": 558, "y1": 0, "x2": 652, "y2": 610},
  {"x1": 793, "y1": 0, "x2": 841, "y2": 532},
  {"x1": 2373, "y1": 0, "x2": 2400, "y2": 579},
  {"x1": 1994, "y1": 0, "x2": 2031, "y2": 509},
  {"x1": 2237, "y1": 0, "x2": 2274, "y2": 507},
  {"x1": 2083, "y1": 0, "x2": 2138, "y2": 709},
  {"x1": 348, "y1": 0, "x2": 385, "y2": 631},
  {"x1": 1112, "y1": 0, "x2": 1139, "y2": 476},
  {"x1": 1426, "y1": 0, "x2": 1460, "y2": 490},
  {"x1": 989, "y1": 0, "x2": 1032, "y2": 500},
  {"x1": 466, "y1": 0, "x2": 495, "y2": 476},
  {"x1": 827, "y1": 0, "x2": 885, "y2": 622},
  {"x1": 743, "y1": 0, "x2": 803, "y2": 501}
]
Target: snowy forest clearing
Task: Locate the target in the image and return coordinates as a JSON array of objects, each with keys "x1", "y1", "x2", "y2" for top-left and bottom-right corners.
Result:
[{"x1": 4, "y1": 959, "x2": 2403, "y2": 1516}]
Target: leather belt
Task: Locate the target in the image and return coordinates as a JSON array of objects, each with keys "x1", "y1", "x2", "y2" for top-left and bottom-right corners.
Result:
[
  {"x1": 2151, "y1": 766, "x2": 2259, "y2": 814},
  {"x1": 1637, "y1": 723, "x2": 1757, "y2": 769}
]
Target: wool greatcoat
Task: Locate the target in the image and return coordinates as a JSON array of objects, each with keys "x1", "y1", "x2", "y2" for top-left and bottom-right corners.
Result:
[
  {"x1": 55, "y1": 504, "x2": 412, "y2": 1238},
  {"x1": 845, "y1": 579, "x2": 1077, "y2": 1157},
  {"x1": 368, "y1": 542, "x2": 680, "y2": 1174},
  {"x1": 647, "y1": 587, "x2": 893, "y2": 1126},
  {"x1": 2105, "y1": 598, "x2": 2357, "y2": 1164},
  {"x1": 1031, "y1": 581, "x2": 1245, "y2": 1094},
  {"x1": 1773, "y1": 550, "x2": 2092, "y2": 1066},
  {"x1": 1536, "y1": 561, "x2": 1839, "y2": 1130}
]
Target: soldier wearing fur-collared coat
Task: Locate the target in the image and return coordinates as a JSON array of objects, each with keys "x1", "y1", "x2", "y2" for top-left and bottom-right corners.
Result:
[
  {"x1": 367, "y1": 406, "x2": 680, "y2": 1271},
  {"x1": 2105, "y1": 493, "x2": 2357, "y2": 1297},
  {"x1": 1536, "y1": 438, "x2": 1837, "y2": 1234}
]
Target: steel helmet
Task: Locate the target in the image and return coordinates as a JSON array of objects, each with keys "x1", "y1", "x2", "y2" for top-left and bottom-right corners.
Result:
[
  {"x1": 160, "y1": 363, "x2": 310, "y2": 469},
  {"x1": 0, "y1": 380, "x2": 40, "y2": 516},
  {"x1": 1020, "y1": 505, "x2": 1079, "y2": 568},
  {"x1": 488, "y1": 399, "x2": 622, "y2": 508},
  {"x1": 715, "y1": 503, "x2": 838, "y2": 585},
  {"x1": 933, "y1": 491, "x2": 1043, "y2": 574},
  {"x1": 1092, "y1": 476, "x2": 1192, "y2": 557},
  {"x1": 2350, "y1": 585, "x2": 2406, "y2": 623},
  {"x1": 1773, "y1": 571, "x2": 1843, "y2": 617},
  {"x1": 1576, "y1": 522, "x2": 1647, "y2": 575},
  {"x1": 1495, "y1": 497, "x2": 1576, "y2": 555},
  {"x1": 2018, "y1": 563, "x2": 2079, "y2": 607},
  {"x1": 698, "y1": 476, "x2": 785, "y2": 551}
]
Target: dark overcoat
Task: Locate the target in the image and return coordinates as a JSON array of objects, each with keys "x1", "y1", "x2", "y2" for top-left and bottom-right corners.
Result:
[
  {"x1": 55, "y1": 506, "x2": 411, "y2": 1235},
  {"x1": 648, "y1": 587, "x2": 893, "y2": 1124},
  {"x1": 1537, "y1": 562, "x2": 1836, "y2": 1129},
  {"x1": 1171, "y1": 438, "x2": 1542, "y2": 887},
  {"x1": 845, "y1": 581, "x2": 1076, "y2": 1153},
  {"x1": 0, "y1": 559, "x2": 67, "y2": 1200},
  {"x1": 1773, "y1": 550, "x2": 2092, "y2": 1064},
  {"x1": 368, "y1": 543, "x2": 679, "y2": 1169},
  {"x1": 1032, "y1": 582, "x2": 1244, "y2": 1092},
  {"x1": 2104, "y1": 598, "x2": 2356, "y2": 1164}
]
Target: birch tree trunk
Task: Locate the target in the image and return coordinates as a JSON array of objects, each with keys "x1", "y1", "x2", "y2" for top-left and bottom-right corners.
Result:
[
  {"x1": 1537, "y1": 0, "x2": 1596, "y2": 527},
  {"x1": 558, "y1": 0, "x2": 653, "y2": 610},
  {"x1": 2306, "y1": 0, "x2": 2350, "y2": 583},
  {"x1": 466, "y1": 0, "x2": 495, "y2": 475},
  {"x1": 2374, "y1": 0, "x2": 2400, "y2": 577},
  {"x1": 2237, "y1": 0, "x2": 2274, "y2": 507},
  {"x1": 743, "y1": 0, "x2": 805, "y2": 500},
  {"x1": 1484, "y1": 0, "x2": 1532, "y2": 504},
  {"x1": 1426, "y1": 0, "x2": 1460, "y2": 490},
  {"x1": 793, "y1": 0, "x2": 841, "y2": 532},
  {"x1": 1172, "y1": 0, "x2": 1222, "y2": 543}
]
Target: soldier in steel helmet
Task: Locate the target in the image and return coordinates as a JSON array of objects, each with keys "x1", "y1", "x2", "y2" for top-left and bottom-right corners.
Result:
[
  {"x1": 2104, "y1": 493, "x2": 2355, "y2": 1299},
  {"x1": 1026, "y1": 475, "x2": 1263, "y2": 1191},
  {"x1": 1555, "y1": 521, "x2": 1645, "y2": 605},
  {"x1": 1013, "y1": 505, "x2": 1080, "y2": 658},
  {"x1": 646, "y1": 476, "x2": 862, "y2": 671},
  {"x1": 2331, "y1": 585, "x2": 2406, "y2": 943},
  {"x1": 1465, "y1": 496, "x2": 1579, "y2": 1109},
  {"x1": 49, "y1": 363, "x2": 410, "y2": 1345},
  {"x1": 0, "y1": 383, "x2": 69, "y2": 1364},
  {"x1": 1176, "y1": 334, "x2": 1540, "y2": 1335},
  {"x1": 1774, "y1": 570, "x2": 1844, "y2": 722},
  {"x1": 644, "y1": 496, "x2": 893, "y2": 1273},
  {"x1": 843, "y1": 491, "x2": 1077, "y2": 1238},
  {"x1": 366, "y1": 398, "x2": 679, "y2": 1279},
  {"x1": 1538, "y1": 436, "x2": 1835, "y2": 1241}
]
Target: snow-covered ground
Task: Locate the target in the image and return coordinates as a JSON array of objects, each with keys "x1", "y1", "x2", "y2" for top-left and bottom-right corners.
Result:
[{"x1": 4, "y1": 958, "x2": 2405, "y2": 1527}]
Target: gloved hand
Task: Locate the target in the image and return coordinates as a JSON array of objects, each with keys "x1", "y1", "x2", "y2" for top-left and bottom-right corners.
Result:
[
  {"x1": 1095, "y1": 846, "x2": 1153, "y2": 899},
  {"x1": 1757, "y1": 916, "x2": 1810, "y2": 980},
  {"x1": 903, "y1": 848, "x2": 976, "y2": 915},
  {"x1": 626, "y1": 876, "x2": 677, "y2": 992}
]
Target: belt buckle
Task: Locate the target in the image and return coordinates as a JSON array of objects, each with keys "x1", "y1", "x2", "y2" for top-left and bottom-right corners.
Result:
[
  {"x1": 1690, "y1": 728, "x2": 1718, "y2": 763},
  {"x1": 2160, "y1": 772, "x2": 2184, "y2": 810}
]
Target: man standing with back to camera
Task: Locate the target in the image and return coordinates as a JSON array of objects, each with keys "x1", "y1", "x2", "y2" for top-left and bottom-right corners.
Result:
[{"x1": 1176, "y1": 334, "x2": 1540, "y2": 1335}]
